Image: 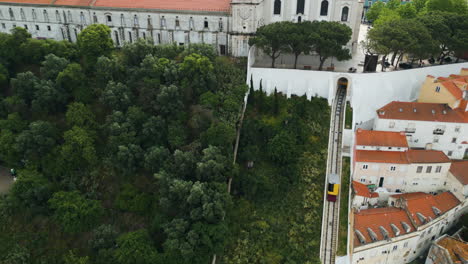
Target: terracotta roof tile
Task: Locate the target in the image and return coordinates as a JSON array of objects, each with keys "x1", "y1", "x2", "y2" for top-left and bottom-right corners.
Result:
[
  {"x1": 441, "y1": 81, "x2": 463, "y2": 100},
  {"x1": 403, "y1": 192, "x2": 460, "y2": 226},
  {"x1": 353, "y1": 181, "x2": 379, "y2": 198},
  {"x1": 93, "y1": 0, "x2": 231, "y2": 12},
  {"x1": 355, "y1": 129, "x2": 408, "y2": 148},
  {"x1": 0, "y1": 0, "x2": 51, "y2": 4},
  {"x1": 406, "y1": 150, "x2": 450, "y2": 163},
  {"x1": 391, "y1": 192, "x2": 427, "y2": 199},
  {"x1": 450, "y1": 161, "x2": 468, "y2": 185},
  {"x1": 354, "y1": 207, "x2": 415, "y2": 247},
  {"x1": 54, "y1": 0, "x2": 93, "y2": 6},
  {"x1": 436, "y1": 236, "x2": 468, "y2": 263},
  {"x1": 377, "y1": 101, "x2": 468, "y2": 123},
  {"x1": 355, "y1": 150, "x2": 409, "y2": 164}
]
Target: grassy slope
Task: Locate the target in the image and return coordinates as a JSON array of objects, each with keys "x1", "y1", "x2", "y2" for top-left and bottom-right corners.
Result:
[{"x1": 337, "y1": 157, "x2": 350, "y2": 256}]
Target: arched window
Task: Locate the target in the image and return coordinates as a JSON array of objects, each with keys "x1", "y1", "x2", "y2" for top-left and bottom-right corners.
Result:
[
  {"x1": 161, "y1": 16, "x2": 166, "y2": 28},
  {"x1": 120, "y1": 14, "x2": 125, "y2": 26},
  {"x1": 133, "y1": 15, "x2": 138, "y2": 27},
  {"x1": 147, "y1": 15, "x2": 152, "y2": 28},
  {"x1": 296, "y1": 0, "x2": 305, "y2": 14},
  {"x1": 67, "y1": 10, "x2": 73, "y2": 23},
  {"x1": 20, "y1": 8, "x2": 25, "y2": 20},
  {"x1": 189, "y1": 17, "x2": 194, "y2": 30},
  {"x1": 274, "y1": 0, "x2": 281, "y2": 15},
  {"x1": 9, "y1": 8, "x2": 15, "y2": 20},
  {"x1": 93, "y1": 13, "x2": 98, "y2": 23},
  {"x1": 80, "y1": 11, "x2": 85, "y2": 25},
  {"x1": 32, "y1": 9, "x2": 37, "y2": 20},
  {"x1": 204, "y1": 17, "x2": 208, "y2": 29},
  {"x1": 43, "y1": 10, "x2": 49, "y2": 22},
  {"x1": 219, "y1": 18, "x2": 223, "y2": 32},
  {"x1": 175, "y1": 16, "x2": 180, "y2": 28},
  {"x1": 341, "y1": 6, "x2": 349, "y2": 21},
  {"x1": 320, "y1": 0, "x2": 329, "y2": 16},
  {"x1": 56, "y1": 10, "x2": 61, "y2": 23}
]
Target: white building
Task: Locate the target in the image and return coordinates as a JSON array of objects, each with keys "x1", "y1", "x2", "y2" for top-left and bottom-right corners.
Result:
[
  {"x1": 350, "y1": 192, "x2": 463, "y2": 264},
  {"x1": 351, "y1": 180, "x2": 379, "y2": 209},
  {"x1": 425, "y1": 227, "x2": 468, "y2": 264},
  {"x1": 353, "y1": 129, "x2": 452, "y2": 193},
  {"x1": 373, "y1": 101, "x2": 468, "y2": 159},
  {"x1": 0, "y1": 0, "x2": 363, "y2": 57},
  {"x1": 446, "y1": 160, "x2": 468, "y2": 203}
]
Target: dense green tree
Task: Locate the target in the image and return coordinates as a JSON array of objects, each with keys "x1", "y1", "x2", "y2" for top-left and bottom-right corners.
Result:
[
  {"x1": 48, "y1": 191, "x2": 104, "y2": 233},
  {"x1": 0, "y1": 63, "x2": 8, "y2": 87},
  {"x1": 312, "y1": 21, "x2": 352, "y2": 70},
  {"x1": 144, "y1": 146, "x2": 170, "y2": 173},
  {"x1": 179, "y1": 53, "x2": 216, "y2": 96},
  {"x1": 397, "y1": 3, "x2": 417, "y2": 18},
  {"x1": 200, "y1": 122, "x2": 236, "y2": 151},
  {"x1": 56, "y1": 63, "x2": 90, "y2": 102},
  {"x1": 15, "y1": 121, "x2": 57, "y2": 164},
  {"x1": 60, "y1": 126, "x2": 97, "y2": 172},
  {"x1": 40, "y1": 54, "x2": 70, "y2": 80},
  {"x1": 267, "y1": 132, "x2": 298, "y2": 164},
  {"x1": 115, "y1": 184, "x2": 151, "y2": 213},
  {"x1": 63, "y1": 251, "x2": 90, "y2": 264},
  {"x1": 196, "y1": 146, "x2": 231, "y2": 183},
  {"x1": 32, "y1": 79, "x2": 67, "y2": 114},
  {"x1": 65, "y1": 102, "x2": 97, "y2": 129},
  {"x1": 11, "y1": 71, "x2": 39, "y2": 105},
  {"x1": 156, "y1": 85, "x2": 185, "y2": 116},
  {"x1": 77, "y1": 24, "x2": 113, "y2": 66},
  {"x1": 249, "y1": 22, "x2": 289, "y2": 68},
  {"x1": 100, "y1": 81, "x2": 134, "y2": 111},
  {"x1": 426, "y1": 0, "x2": 468, "y2": 13},
  {"x1": 114, "y1": 229, "x2": 161, "y2": 264},
  {"x1": 366, "y1": 1, "x2": 386, "y2": 21},
  {"x1": 1, "y1": 245, "x2": 30, "y2": 264},
  {"x1": 89, "y1": 224, "x2": 118, "y2": 251},
  {"x1": 114, "y1": 144, "x2": 144, "y2": 175},
  {"x1": 9, "y1": 170, "x2": 52, "y2": 213},
  {"x1": 284, "y1": 21, "x2": 317, "y2": 69}
]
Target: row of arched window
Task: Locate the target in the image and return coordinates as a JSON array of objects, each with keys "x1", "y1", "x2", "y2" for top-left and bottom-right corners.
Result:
[
  {"x1": 3, "y1": 8, "x2": 225, "y2": 31},
  {"x1": 273, "y1": 0, "x2": 349, "y2": 21}
]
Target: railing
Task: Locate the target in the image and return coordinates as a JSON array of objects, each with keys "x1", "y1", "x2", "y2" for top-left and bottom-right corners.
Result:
[
  {"x1": 405, "y1": 128, "x2": 416, "y2": 133},
  {"x1": 433, "y1": 129, "x2": 445, "y2": 135}
]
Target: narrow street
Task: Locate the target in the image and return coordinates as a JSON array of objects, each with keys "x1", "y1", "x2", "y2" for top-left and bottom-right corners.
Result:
[{"x1": 319, "y1": 85, "x2": 347, "y2": 264}]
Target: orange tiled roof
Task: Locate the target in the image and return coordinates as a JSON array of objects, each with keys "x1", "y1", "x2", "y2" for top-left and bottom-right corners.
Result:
[
  {"x1": 436, "y1": 236, "x2": 468, "y2": 263},
  {"x1": 353, "y1": 181, "x2": 379, "y2": 198},
  {"x1": 377, "y1": 101, "x2": 468, "y2": 123},
  {"x1": 391, "y1": 192, "x2": 428, "y2": 199},
  {"x1": 93, "y1": 0, "x2": 231, "y2": 12},
  {"x1": 355, "y1": 150, "x2": 409, "y2": 164},
  {"x1": 0, "y1": 0, "x2": 51, "y2": 4},
  {"x1": 406, "y1": 149, "x2": 451, "y2": 163},
  {"x1": 450, "y1": 161, "x2": 468, "y2": 185},
  {"x1": 355, "y1": 129, "x2": 408, "y2": 148},
  {"x1": 354, "y1": 207, "x2": 416, "y2": 247},
  {"x1": 0, "y1": 0, "x2": 232, "y2": 12},
  {"x1": 441, "y1": 81, "x2": 464, "y2": 100},
  {"x1": 404, "y1": 192, "x2": 460, "y2": 226}
]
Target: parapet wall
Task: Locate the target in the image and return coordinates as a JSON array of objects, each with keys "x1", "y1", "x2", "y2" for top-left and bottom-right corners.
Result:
[{"x1": 247, "y1": 47, "x2": 468, "y2": 129}]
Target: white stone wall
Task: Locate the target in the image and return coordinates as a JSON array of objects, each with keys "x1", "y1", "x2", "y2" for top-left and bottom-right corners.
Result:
[
  {"x1": 353, "y1": 161, "x2": 408, "y2": 192},
  {"x1": 247, "y1": 60, "x2": 468, "y2": 126},
  {"x1": 446, "y1": 172, "x2": 467, "y2": 202},
  {"x1": 374, "y1": 118, "x2": 468, "y2": 160},
  {"x1": 0, "y1": 4, "x2": 230, "y2": 53},
  {"x1": 404, "y1": 163, "x2": 451, "y2": 193}
]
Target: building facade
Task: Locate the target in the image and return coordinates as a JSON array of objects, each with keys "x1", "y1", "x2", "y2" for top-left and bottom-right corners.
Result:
[
  {"x1": 350, "y1": 192, "x2": 463, "y2": 264},
  {"x1": 0, "y1": 0, "x2": 363, "y2": 57},
  {"x1": 373, "y1": 101, "x2": 468, "y2": 159}
]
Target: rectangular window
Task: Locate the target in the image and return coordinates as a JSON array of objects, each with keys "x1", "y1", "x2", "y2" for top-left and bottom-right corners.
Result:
[
  {"x1": 455, "y1": 126, "x2": 460, "y2": 132},
  {"x1": 413, "y1": 182, "x2": 418, "y2": 185},
  {"x1": 448, "y1": 151, "x2": 453, "y2": 156},
  {"x1": 47, "y1": 25, "x2": 51, "y2": 31},
  {"x1": 107, "y1": 15, "x2": 112, "y2": 22},
  {"x1": 1, "y1": 23, "x2": 5, "y2": 29},
  {"x1": 360, "y1": 178, "x2": 365, "y2": 183},
  {"x1": 452, "y1": 138, "x2": 457, "y2": 143},
  {"x1": 175, "y1": 19, "x2": 180, "y2": 27},
  {"x1": 426, "y1": 166, "x2": 432, "y2": 173},
  {"x1": 393, "y1": 245, "x2": 398, "y2": 251},
  {"x1": 220, "y1": 44, "x2": 226, "y2": 55},
  {"x1": 35, "y1": 25, "x2": 39, "y2": 30},
  {"x1": 404, "y1": 242, "x2": 408, "y2": 248},
  {"x1": 435, "y1": 86, "x2": 441, "y2": 92},
  {"x1": 433, "y1": 137, "x2": 439, "y2": 143},
  {"x1": 416, "y1": 166, "x2": 423, "y2": 173},
  {"x1": 363, "y1": 164, "x2": 368, "y2": 170},
  {"x1": 296, "y1": 0, "x2": 305, "y2": 14},
  {"x1": 204, "y1": 20, "x2": 209, "y2": 28},
  {"x1": 389, "y1": 121, "x2": 395, "y2": 128},
  {"x1": 390, "y1": 166, "x2": 396, "y2": 171},
  {"x1": 24, "y1": 24, "x2": 27, "y2": 29},
  {"x1": 436, "y1": 166, "x2": 442, "y2": 173}
]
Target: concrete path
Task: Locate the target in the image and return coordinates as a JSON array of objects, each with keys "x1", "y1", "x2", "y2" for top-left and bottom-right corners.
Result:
[{"x1": 0, "y1": 166, "x2": 14, "y2": 194}]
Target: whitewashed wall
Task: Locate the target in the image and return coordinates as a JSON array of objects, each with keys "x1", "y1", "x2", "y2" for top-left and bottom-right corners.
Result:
[{"x1": 247, "y1": 49, "x2": 468, "y2": 128}]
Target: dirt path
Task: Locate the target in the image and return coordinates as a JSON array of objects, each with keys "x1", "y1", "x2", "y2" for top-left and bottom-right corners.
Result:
[{"x1": 0, "y1": 166, "x2": 14, "y2": 194}]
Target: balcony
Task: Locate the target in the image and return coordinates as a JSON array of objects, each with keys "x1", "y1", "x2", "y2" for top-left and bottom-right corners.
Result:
[
  {"x1": 405, "y1": 128, "x2": 416, "y2": 133},
  {"x1": 433, "y1": 129, "x2": 445, "y2": 135}
]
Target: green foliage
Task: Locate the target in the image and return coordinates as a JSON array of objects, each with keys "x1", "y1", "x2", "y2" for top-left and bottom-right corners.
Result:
[
  {"x1": 114, "y1": 230, "x2": 160, "y2": 264},
  {"x1": 63, "y1": 251, "x2": 90, "y2": 264},
  {"x1": 89, "y1": 224, "x2": 118, "y2": 251},
  {"x1": 48, "y1": 191, "x2": 104, "y2": 233},
  {"x1": 366, "y1": 1, "x2": 386, "y2": 21},
  {"x1": 77, "y1": 24, "x2": 113, "y2": 66},
  {"x1": 15, "y1": 121, "x2": 57, "y2": 165},
  {"x1": 313, "y1": 21, "x2": 352, "y2": 70},
  {"x1": 59, "y1": 126, "x2": 97, "y2": 172},
  {"x1": 11, "y1": 71, "x2": 39, "y2": 105},
  {"x1": 1, "y1": 245, "x2": 30, "y2": 264},
  {"x1": 9, "y1": 169, "x2": 52, "y2": 213},
  {"x1": 249, "y1": 21, "x2": 290, "y2": 68},
  {"x1": 200, "y1": 122, "x2": 236, "y2": 151},
  {"x1": 426, "y1": 0, "x2": 468, "y2": 13},
  {"x1": 144, "y1": 146, "x2": 170, "y2": 173},
  {"x1": 56, "y1": 63, "x2": 90, "y2": 102},
  {"x1": 40, "y1": 54, "x2": 70, "y2": 80},
  {"x1": 65, "y1": 102, "x2": 97, "y2": 129},
  {"x1": 115, "y1": 184, "x2": 152, "y2": 214},
  {"x1": 267, "y1": 132, "x2": 298, "y2": 164}
]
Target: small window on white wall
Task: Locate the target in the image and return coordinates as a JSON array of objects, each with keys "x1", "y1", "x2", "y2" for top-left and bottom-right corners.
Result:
[
  {"x1": 56, "y1": 10, "x2": 61, "y2": 23},
  {"x1": 435, "y1": 86, "x2": 441, "y2": 93},
  {"x1": 389, "y1": 121, "x2": 395, "y2": 128},
  {"x1": 189, "y1": 17, "x2": 194, "y2": 30},
  {"x1": 390, "y1": 166, "x2": 396, "y2": 171},
  {"x1": 161, "y1": 16, "x2": 166, "y2": 28},
  {"x1": 363, "y1": 164, "x2": 368, "y2": 169},
  {"x1": 20, "y1": 8, "x2": 25, "y2": 20},
  {"x1": 341, "y1": 6, "x2": 349, "y2": 21}
]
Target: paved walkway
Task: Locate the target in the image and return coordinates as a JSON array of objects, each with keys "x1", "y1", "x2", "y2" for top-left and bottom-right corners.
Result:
[{"x1": 0, "y1": 166, "x2": 14, "y2": 194}]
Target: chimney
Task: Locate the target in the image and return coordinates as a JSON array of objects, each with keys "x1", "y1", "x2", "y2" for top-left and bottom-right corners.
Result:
[
  {"x1": 399, "y1": 108, "x2": 403, "y2": 112},
  {"x1": 413, "y1": 108, "x2": 417, "y2": 113},
  {"x1": 442, "y1": 110, "x2": 447, "y2": 115}
]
